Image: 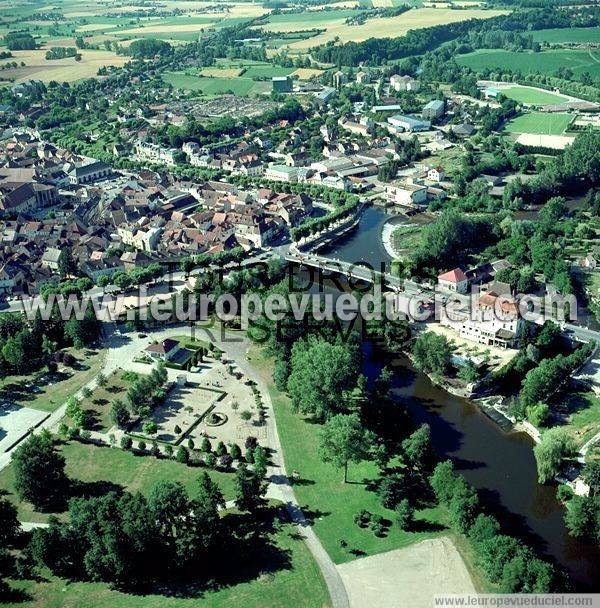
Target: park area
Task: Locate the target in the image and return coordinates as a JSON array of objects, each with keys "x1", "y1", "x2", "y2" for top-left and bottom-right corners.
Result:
[
  {"x1": 0, "y1": 347, "x2": 104, "y2": 414},
  {"x1": 0, "y1": 439, "x2": 331, "y2": 608},
  {"x1": 504, "y1": 112, "x2": 573, "y2": 135},
  {"x1": 250, "y1": 347, "x2": 448, "y2": 565}
]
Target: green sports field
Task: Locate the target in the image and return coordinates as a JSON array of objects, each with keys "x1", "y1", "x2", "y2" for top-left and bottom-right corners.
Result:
[
  {"x1": 504, "y1": 112, "x2": 573, "y2": 135},
  {"x1": 499, "y1": 85, "x2": 568, "y2": 105},
  {"x1": 456, "y1": 49, "x2": 600, "y2": 83}
]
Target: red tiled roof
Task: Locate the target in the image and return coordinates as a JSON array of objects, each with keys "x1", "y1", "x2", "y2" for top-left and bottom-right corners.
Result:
[{"x1": 438, "y1": 268, "x2": 467, "y2": 283}]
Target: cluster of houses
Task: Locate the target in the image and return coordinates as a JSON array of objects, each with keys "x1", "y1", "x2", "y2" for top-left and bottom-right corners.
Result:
[
  {"x1": 436, "y1": 260, "x2": 523, "y2": 349},
  {"x1": 0, "y1": 132, "x2": 315, "y2": 297}
]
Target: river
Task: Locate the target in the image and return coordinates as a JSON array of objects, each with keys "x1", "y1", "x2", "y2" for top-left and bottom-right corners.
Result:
[{"x1": 321, "y1": 205, "x2": 600, "y2": 589}]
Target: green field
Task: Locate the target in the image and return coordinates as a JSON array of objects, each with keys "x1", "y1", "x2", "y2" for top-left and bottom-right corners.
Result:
[
  {"x1": 163, "y1": 72, "x2": 269, "y2": 96},
  {"x1": 499, "y1": 85, "x2": 568, "y2": 105},
  {"x1": 252, "y1": 349, "x2": 446, "y2": 565},
  {"x1": 456, "y1": 49, "x2": 600, "y2": 83},
  {"x1": 504, "y1": 112, "x2": 573, "y2": 135},
  {"x1": 243, "y1": 64, "x2": 293, "y2": 78},
  {"x1": 531, "y1": 27, "x2": 600, "y2": 44},
  {"x1": 0, "y1": 441, "x2": 237, "y2": 523}
]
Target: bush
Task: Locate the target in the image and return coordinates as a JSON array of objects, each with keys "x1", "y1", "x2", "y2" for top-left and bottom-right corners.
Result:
[
  {"x1": 165, "y1": 444, "x2": 174, "y2": 458},
  {"x1": 395, "y1": 499, "x2": 414, "y2": 530},
  {"x1": 150, "y1": 442, "x2": 161, "y2": 458},
  {"x1": 205, "y1": 453, "x2": 217, "y2": 468},
  {"x1": 120, "y1": 435, "x2": 133, "y2": 450},
  {"x1": 215, "y1": 441, "x2": 227, "y2": 457},
  {"x1": 556, "y1": 484, "x2": 574, "y2": 503},
  {"x1": 176, "y1": 446, "x2": 189, "y2": 464},
  {"x1": 230, "y1": 443, "x2": 242, "y2": 460},
  {"x1": 369, "y1": 516, "x2": 386, "y2": 537},
  {"x1": 138, "y1": 440, "x2": 146, "y2": 451},
  {"x1": 200, "y1": 437, "x2": 211, "y2": 452},
  {"x1": 353, "y1": 509, "x2": 372, "y2": 528},
  {"x1": 218, "y1": 454, "x2": 233, "y2": 469}
]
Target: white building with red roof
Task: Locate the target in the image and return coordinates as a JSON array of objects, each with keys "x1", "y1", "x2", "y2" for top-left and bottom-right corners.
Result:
[{"x1": 437, "y1": 268, "x2": 469, "y2": 294}]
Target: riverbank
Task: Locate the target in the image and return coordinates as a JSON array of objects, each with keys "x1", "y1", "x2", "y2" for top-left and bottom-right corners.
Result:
[{"x1": 381, "y1": 221, "x2": 400, "y2": 259}]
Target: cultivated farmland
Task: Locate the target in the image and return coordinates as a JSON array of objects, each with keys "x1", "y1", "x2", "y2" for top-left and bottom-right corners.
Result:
[
  {"x1": 0, "y1": 47, "x2": 128, "y2": 83},
  {"x1": 456, "y1": 49, "x2": 600, "y2": 83},
  {"x1": 259, "y1": 7, "x2": 508, "y2": 50},
  {"x1": 530, "y1": 27, "x2": 600, "y2": 44}
]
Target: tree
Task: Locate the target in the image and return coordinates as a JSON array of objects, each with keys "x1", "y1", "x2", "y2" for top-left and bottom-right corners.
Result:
[
  {"x1": 176, "y1": 446, "x2": 189, "y2": 464},
  {"x1": 287, "y1": 338, "x2": 360, "y2": 421},
  {"x1": 564, "y1": 495, "x2": 597, "y2": 539},
  {"x1": 395, "y1": 498, "x2": 414, "y2": 530},
  {"x1": 412, "y1": 332, "x2": 453, "y2": 377},
  {"x1": 429, "y1": 460, "x2": 457, "y2": 504},
  {"x1": 0, "y1": 498, "x2": 19, "y2": 546},
  {"x1": 142, "y1": 420, "x2": 157, "y2": 435},
  {"x1": 582, "y1": 461, "x2": 600, "y2": 495},
  {"x1": 200, "y1": 437, "x2": 212, "y2": 453},
  {"x1": 533, "y1": 428, "x2": 576, "y2": 484},
  {"x1": 197, "y1": 472, "x2": 225, "y2": 511},
  {"x1": 120, "y1": 435, "x2": 133, "y2": 450},
  {"x1": 234, "y1": 463, "x2": 267, "y2": 512},
  {"x1": 401, "y1": 424, "x2": 433, "y2": 471},
  {"x1": 96, "y1": 372, "x2": 107, "y2": 387},
  {"x1": 110, "y1": 399, "x2": 130, "y2": 428},
  {"x1": 318, "y1": 413, "x2": 374, "y2": 483},
  {"x1": 230, "y1": 443, "x2": 242, "y2": 461},
  {"x1": 253, "y1": 445, "x2": 268, "y2": 479},
  {"x1": 12, "y1": 431, "x2": 68, "y2": 511}
]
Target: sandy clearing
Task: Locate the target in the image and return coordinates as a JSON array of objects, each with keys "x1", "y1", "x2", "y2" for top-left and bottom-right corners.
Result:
[
  {"x1": 337, "y1": 536, "x2": 477, "y2": 608},
  {"x1": 291, "y1": 67, "x2": 324, "y2": 79},
  {"x1": 199, "y1": 67, "x2": 243, "y2": 77}
]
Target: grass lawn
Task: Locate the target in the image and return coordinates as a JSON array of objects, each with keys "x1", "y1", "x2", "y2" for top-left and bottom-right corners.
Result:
[
  {"x1": 390, "y1": 224, "x2": 424, "y2": 254},
  {"x1": 499, "y1": 85, "x2": 568, "y2": 106},
  {"x1": 560, "y1": 391, "x2": 600, "y2": 447},
  {"x1": 74, "y1": 370, "x2": 137, "y2": 432},
  {"x1": 504, "y1": 112, "x2": 573, "y2": 135},
  {"x1": 0, "y1": 348, "x2": 105, "y2": 413},
  {"x1": 456, "y1": 48, "x2": 600, "y2": 83},
  {"x1": 5, "y1": 512, "x2": 331, "y2": 608},
  {"x1": 250, "y1": 348, "x2": 447, "y2": 565},
  {"x1": 0, "y1": 441, "x2": 237, "y2": 523}
]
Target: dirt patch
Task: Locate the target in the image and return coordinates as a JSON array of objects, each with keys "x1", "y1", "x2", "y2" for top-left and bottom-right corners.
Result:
[{"x1": 336, "y1": 536, "x2": 476, "y2": 608}]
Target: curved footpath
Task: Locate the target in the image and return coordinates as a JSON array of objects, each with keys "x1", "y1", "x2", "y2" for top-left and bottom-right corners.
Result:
[{"x1": 0, "y1": 322, "x2": 350, "y2": 608}]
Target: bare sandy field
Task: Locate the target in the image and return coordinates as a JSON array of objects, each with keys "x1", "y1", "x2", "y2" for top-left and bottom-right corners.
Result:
[
  {"x1": 291, "y1": 67, "x2": 325, "y2": 79},
  {"x1": 337, "y1": 536, "x2": 477, "y2": 608}
]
